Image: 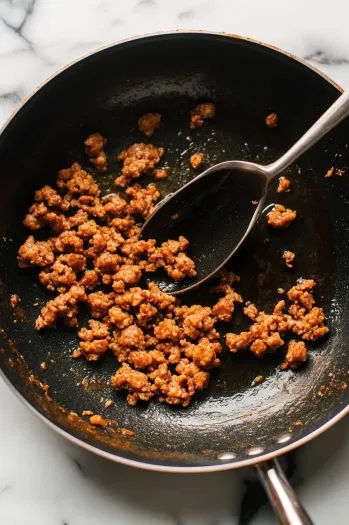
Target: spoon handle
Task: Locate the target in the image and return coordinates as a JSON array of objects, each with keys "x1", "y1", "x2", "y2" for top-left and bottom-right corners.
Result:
[{"x1": 265, "y1": 90, "x2": 349, "y2": 178}]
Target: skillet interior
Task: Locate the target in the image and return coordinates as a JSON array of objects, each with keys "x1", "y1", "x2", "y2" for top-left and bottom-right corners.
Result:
[{"x1": 1, "y1": 32, "x2": 349, "y2": 469}]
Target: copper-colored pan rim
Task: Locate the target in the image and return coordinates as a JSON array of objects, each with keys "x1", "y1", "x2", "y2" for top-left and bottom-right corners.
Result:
[{"x1": 0, "y1": 30, "x2": 346, "y2": 474}]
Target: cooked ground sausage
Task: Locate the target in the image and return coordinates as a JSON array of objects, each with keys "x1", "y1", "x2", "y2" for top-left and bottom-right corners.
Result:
[
  {"x1": 226, "y1": 280, "x2": 328, "y2": 360},
  {"x1": 35, "y1": 285, "x2": 87, "y2": 330},
  {"x1": 212, "y1": 289, "x2": 243, "y2": 322},
  {"x1": 84, "y1": 132, "x2": 108, "y2": 174},
  {"x1": 325, "y1": 167, "x2": 334, "y2": 178},
  {"x1": 282, "y1": 340, "x2": 308, "y2": 369},
  {"x1": 190, "y1": 153, "x2": 205, "y2": 169},
  {"x1": 268, "y1": 204, "x2": 297, "y2": 228},
  {"x1": 115, "y1": 143, "x2": 164, "y2": 187},
  {"x1": 265, "y1": 112, "x2": 278, "y2": 128},
  {"x1": 78, "y1": 319, "x2": 110, "y2": 361},
  {"x1": 10, "y1": 294, "x2": 21, "y2": 308},
  {"x1": 18, "y1": 127, "x2": 328, "y2": 408},
  {"x1": 283, "y1": 251, "x2": 295, "y2": 268},
  {"x1": 138, "y1": 113, "x2": 161, "y2": 137},
  {"x1": 154, "y1": 169, "x2": 168, "y2": 180},
  {"x1": 190, "y1": 103, "x2": 216, "y2": 129},
  {"x1": 126, "y1": 184, "x2": 160, "y2": 219},
  {"x1": 277, "y1": 176, "x2": 291, "y2": 193},
  {"x1": 18, "y1": 236, "x2": 55, "y2": 268},
  {"x1": 90, "y1": 414, "x2": 107, "y2": 427}
]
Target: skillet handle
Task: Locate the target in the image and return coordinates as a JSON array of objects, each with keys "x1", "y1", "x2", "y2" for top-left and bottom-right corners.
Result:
[{"x1": 256, "y1": 459, "x2": 314, "y2": 525}]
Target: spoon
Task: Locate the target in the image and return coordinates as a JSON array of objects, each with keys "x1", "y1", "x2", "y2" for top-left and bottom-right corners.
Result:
[{"x1": 141, "y1": 90, "x2": 349, "y2": 295}]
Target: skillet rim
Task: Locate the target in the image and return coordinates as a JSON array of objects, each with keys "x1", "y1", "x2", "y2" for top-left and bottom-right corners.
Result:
[{"x1": 0, "y1": 29, "x2": 346, "y2": 473}]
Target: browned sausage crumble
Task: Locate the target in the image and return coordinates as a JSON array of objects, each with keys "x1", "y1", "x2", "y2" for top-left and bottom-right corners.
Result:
[
  {"x1": 265, "y1": 112, "x2": 278, "y2": 128},
  {"x1": 325, "y1": 167, "x2": 346, "y2": 178},
  {"x1": 154, "y1": 169, "x2": 168, "y2": 180},
  {"x1": 115, "y1": 143, "x2": 164, "y2": 187},
  {"x1": 283, "y1": 250, "x2": 295, "y2": 268},
  {"x1": 226, "y1": 280, "x2": 328, "y2": 368},
  {"x1": 10, "y1": 294, "x2": 21, "y2": 308},
  {"x1": 19, "y1": 143, "x2": 245, "y2": 406},
  {"x1": 17, "y1": 114, "x2": 329, "y2": 406},
  {"x1": 277, "y1": 176, "x2": 291, "y2": 193},
  {"x1": 84, "y1": 133, "x2": 108, "y2": 174},
  {"x1": 90, "y1": 414, "x2": 107, "y2": 427},
  {"x1": 138, "y1": 113, "x2": 161, "y2": 137},
  {"x1": 190, "y1": 153, "x2": 205, "y2": 169},
  {"x1": 336, "y1": 169, "x2": 345, "y2": 176},
  {"x1": 281, "y1": 341, "x2": 308, "y2": 370},
  {"x1": 190, "y1": 103, "x2": 216, "y2": 129},
  {"x1": 268, "y1": 204, "x2": 297, "y2": 228}
]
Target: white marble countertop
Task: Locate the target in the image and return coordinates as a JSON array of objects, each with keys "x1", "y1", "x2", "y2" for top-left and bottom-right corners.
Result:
[{"x1": 1, "y1": 1, "x2": 349, "y2": 524}]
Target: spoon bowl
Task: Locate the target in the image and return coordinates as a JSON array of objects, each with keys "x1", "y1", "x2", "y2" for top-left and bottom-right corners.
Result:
[{"x1": 141, "y1": 161, "x2": 268, "y2": 294}]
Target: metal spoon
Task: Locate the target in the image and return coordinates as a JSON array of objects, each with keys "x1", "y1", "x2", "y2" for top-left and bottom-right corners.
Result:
[{"x1": 141, "y1": 90, "x2": 349, "y2": 295}]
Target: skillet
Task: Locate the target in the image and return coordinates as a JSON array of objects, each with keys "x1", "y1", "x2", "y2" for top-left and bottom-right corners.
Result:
[{"x1": 1, "y1": 31, "x2": 349, "y2": 524}]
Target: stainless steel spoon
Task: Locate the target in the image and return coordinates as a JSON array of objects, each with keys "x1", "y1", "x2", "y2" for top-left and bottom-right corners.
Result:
[{"x1": 141, "y1": 90, "x2": 349, "y2": 295}]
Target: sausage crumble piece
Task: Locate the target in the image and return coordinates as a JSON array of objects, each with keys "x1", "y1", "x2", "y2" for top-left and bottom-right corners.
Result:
[
  {"x1": 84, "y1": 133, "x2": 108, "y2": 174},
  {"x1": 115, "y1": 143, "x2": 164, "y2": 187},
  {"x1": 287, "y1": 280, "x2": 329, "y2": 341},
  {"x1": 82, "y1": 410, "x2": 93, "y2": 416},
  {"x1": 35, "y1": 285, "x2": 87, "y2": 330},
  {"x1": 154, "y1": 169, "x2": 168, "y2": 180},
  {"x1": 226, "y1": 280, "x2": 328, "y2": 363},
  {"x1": 325, "y1": 167, "x2": 334, "y2": 178},
  {"x1": 226, "y1": 300, "x2": 291, "y2": 358},
  {"x1": 277, "y1": 176, "x2": 291, "y2": 193},
  {"x1": 210, "y1": 270, "x2": 243, "y2": 323},
  {"x1": 126, "y1": 183, "x2": 160, "y2": 219},
  {"x1": 138, "y1": 113, "x2": 161, "y2": 137},
  {"x1": 18, "y1": 236, "x2": 55, "y2": 268},
  {"x1": 283, "y1": 250, "x2": 295, "y2": 268},
  {"x1": 78, "y1": 319, "x2": 110, "y2": 361},
  {"x1": 189, "y1": 103, "x2": 216, "y2": 129},
  {"x1": 268, "y1": 204, "x2": 297, "y2": 229},
  {"x1": 252, "y1": 375, "x2": 264, "y2": 385},
  {"x1": 281, "y1": 340, "x2": 308, "y2": 370},
  {"x1": 190, "y1": 153, "x2": 205, "y2": 169},
  {"x1": 10, "y1": 294, "x2": 21, "y2": 308},
  {"x1": 90, "y1": 414, "x2": 107, "y2": 427},
  {"x1": 265, "y1": 112, "x2": 278, "y2": 128}
]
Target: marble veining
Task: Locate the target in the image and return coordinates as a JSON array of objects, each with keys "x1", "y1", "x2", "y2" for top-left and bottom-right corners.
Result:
[{"x1": 1, "y1": 1, "x2": 349, "y2": 524}]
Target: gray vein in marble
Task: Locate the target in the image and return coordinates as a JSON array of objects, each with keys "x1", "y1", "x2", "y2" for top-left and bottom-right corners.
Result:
[
  {"x1": 138, "y1": 0, "x2": 156, "y2": 6},
  {"x1": 107, "y1": 18, "x2": 123, "y2": 27},
  {"x1": 72, "y1": 458, "x2": 83, "y2": 473},
  {"x1": 0, "y1": 483, "x2": 12, "y2": 497},
  {"x1": 0, "y1": 0, "x2": 37, "y2": 49},
  {"x1": 0, "y1": 0, "x2": 54, "y2": 67},
  {"x1": 177, "y1": 9, "x2": 196, "y2": 20},
  {"x1": 0, "y1": 90, "x2": 22, "y2": 103},
  {"x1": 304, "y1": 50, "x2": 349, "y2": 65}
]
